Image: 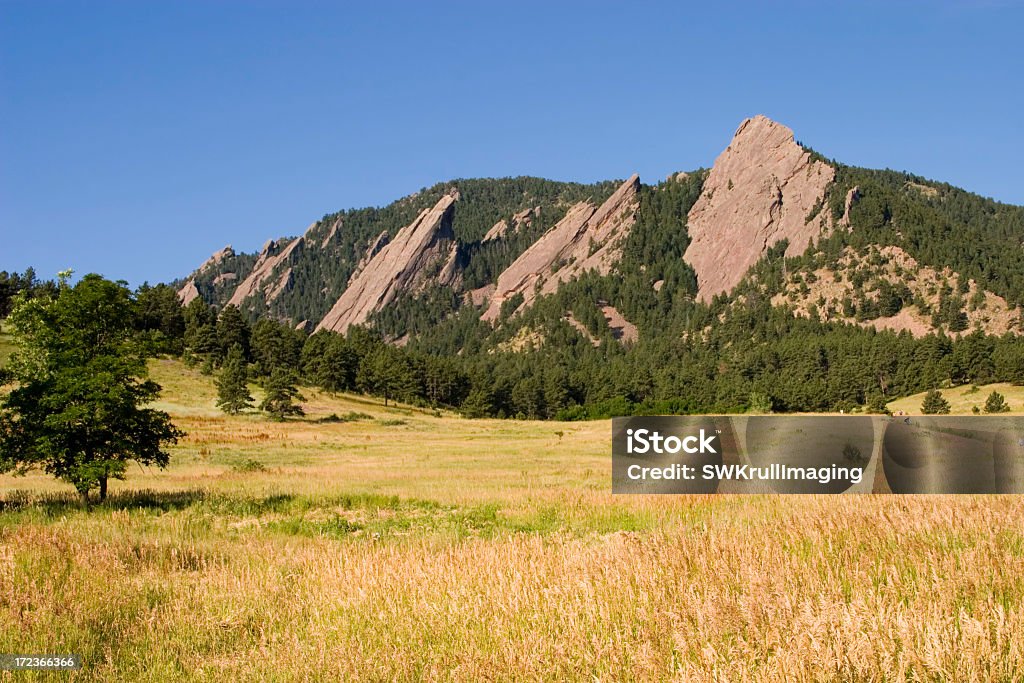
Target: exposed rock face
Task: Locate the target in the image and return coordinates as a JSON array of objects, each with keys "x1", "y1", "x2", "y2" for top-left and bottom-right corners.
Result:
[
  {"x1": 683, "y1": 116, "x2": 836, "y2": 302},
  {"x1": 483, "y1": 219, "x2": 510, "y2": 242},
  {"x1": 266, "y1": 267, "x2": 294, "y2": 302},
  {"x1": 212, "y1": 272, "x2": 237, "y2": 286},
  {"x1": 177, "y1": 244, "x2": 236, "y2": 304},
  {"x1": 483, "y1": 206, "x2": 539, "y2": 242},
  {"x1": 601, "y1": 305, "x2": 638, "y2": 343},
  {"x1": 177, "y1": 279, "x2": 201, "y2": 305},
  {"x1": 840, "y1": 186, "x2": 860, "y2": 227},
  {"x1": 320, "y1": 217, "x2": 342, "y2": 248},
  {"x1": 227, "y1": 236, "x2": 305, "y2": 308},
  {"x1": 316, "y1": 192, "x2": 460, "y2": 334},
  {"x1": 564, "y1": 313, "x2": 599, "y2": 347},
  {"x1": 481, "y1": 175, "x2": 640, "y2": 322},
  {"x1": 351, "y1": 231, "x2": 391, "y2": 281},
  {"x1": 199, "y1": 245, "x2": 235, "y2": 272}
]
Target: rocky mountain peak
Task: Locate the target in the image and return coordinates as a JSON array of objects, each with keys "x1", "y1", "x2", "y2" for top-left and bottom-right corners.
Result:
[{"x1": 683, "y1": 115, "x2": 836, "y2": 301}]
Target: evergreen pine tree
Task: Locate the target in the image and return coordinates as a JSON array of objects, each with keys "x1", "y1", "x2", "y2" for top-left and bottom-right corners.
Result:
[
  {"x1": 866, "y1": 392, "x2": 890, "y2": 415},
  {"x1": 260, "y1": 369, "x2": 304, "y2": 420},
  {"x1": 921, "y1": 389, "x2": 951, "y2": 415},
  {"x1": 217, "y1": 304, "x2": 251, "y2": 359},
  {"x1": 984, "y1": 390, "x2": 1010, "y2": 413},
  {"x1": 216, "y1": 345, "x2": 253, "y2": 415}
]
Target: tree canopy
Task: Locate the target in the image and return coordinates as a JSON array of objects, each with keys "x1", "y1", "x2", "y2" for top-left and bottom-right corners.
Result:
[{"x1": 0, "y1": 274, "x2": 183, "y2": 503}]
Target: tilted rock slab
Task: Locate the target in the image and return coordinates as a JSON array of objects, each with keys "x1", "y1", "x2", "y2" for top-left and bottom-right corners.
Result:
[
  {"x1": 316, "y1": 192, "x2": 459, "y2": 334},
  {"x1": 227, "y1": 236, "x2": 305, "y2": 308},
  {"x1": 683, "y1": 115, "x2": 835, "y2": 302},
  {"x1": 481, "y1": 175, "x2": 640, "y2": 322},
  {"x1": 177, "y1": 279, "x2": 201, "y2": 305},
  {"x1": 176, "y1": 244, "x2": 235, "y2": 304}
]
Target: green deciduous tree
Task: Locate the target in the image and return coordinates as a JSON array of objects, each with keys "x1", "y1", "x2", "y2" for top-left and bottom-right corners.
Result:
[{"x1": 0, "y1": 275, "x2": 183, "y2": 504}]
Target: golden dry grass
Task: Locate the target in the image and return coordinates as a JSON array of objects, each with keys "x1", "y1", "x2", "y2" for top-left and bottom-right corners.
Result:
[
  {"x1": 888, "y1": 382, "x2": 1024, "y2": 416},
  {"x1": 1, "y1": 359, "x2": 1023, "y2": 681}
]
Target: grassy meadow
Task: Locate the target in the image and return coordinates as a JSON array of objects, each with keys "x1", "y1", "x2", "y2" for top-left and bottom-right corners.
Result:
[
  {"x1": 888, "y1": 382, "x2": 1024, "y2": 416},
  {"x1": 1, "y1": 359, "x2": 1023, "y2": 680}
]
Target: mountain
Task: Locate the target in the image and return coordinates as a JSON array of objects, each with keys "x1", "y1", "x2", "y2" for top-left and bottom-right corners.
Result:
[
  {"x1": 480, "y1": 174, "x2": 640, "y2": 322},
  {"x1": 682, "y1": 115, "x2": 835, "y2": 302},
  {"x1": 177, "y1": 177, "x2": 623, "y2": 330},
  {"x1": 177, "y1": 115, "x2": 1023, "y2": 345}
]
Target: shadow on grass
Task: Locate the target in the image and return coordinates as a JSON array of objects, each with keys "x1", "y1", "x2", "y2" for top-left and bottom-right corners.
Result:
[{"x1": 0, "y1": 488, "x2": 207, "y2": 514}]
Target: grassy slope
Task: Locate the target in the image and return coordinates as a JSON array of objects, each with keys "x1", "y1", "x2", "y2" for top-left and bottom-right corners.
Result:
[
  {"x1": 888, "y1": 382, "x2": 1024, "y2": 415},
  {"x1": 0, "y1": 360, "x2": 1023, "y2": 681},
  {"x1": 0, "y1": 321, "x2": 13, "y2": 367}
]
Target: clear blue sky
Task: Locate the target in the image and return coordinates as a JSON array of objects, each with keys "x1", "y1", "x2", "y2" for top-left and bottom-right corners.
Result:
[{"x1": 2, "y1": 1, "x2": 1022, "y2": 286}]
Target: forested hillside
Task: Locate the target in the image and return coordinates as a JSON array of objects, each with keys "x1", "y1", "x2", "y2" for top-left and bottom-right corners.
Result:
[
  {"x1": 179, "y1": 177, "x2": 621, "y2": 326},
  {"x1": 158, "y1": 117, "x2": 1024, "y2": 418}
]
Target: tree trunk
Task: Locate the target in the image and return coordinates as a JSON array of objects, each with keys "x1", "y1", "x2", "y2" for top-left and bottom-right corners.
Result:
[{"x1": 99, "y1": 476, "x2": 108, "y2": 502}]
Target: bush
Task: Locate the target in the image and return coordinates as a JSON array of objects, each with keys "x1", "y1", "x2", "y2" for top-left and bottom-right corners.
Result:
[{"x1": 232, "y1": 458, "x2": 267, "y2": 473}]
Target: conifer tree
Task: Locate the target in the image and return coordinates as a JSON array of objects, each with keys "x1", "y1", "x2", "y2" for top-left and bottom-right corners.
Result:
[
  {"x1": 216, "y1": 345, "x2": 253, "y2": 415},
  {"x1": 921, "y1": 389, "x2": 951, "y2": 415},
  {"x1": 260, "y1": 368, "x2": 304, "y2": 420},
  {"x1": 984, "y1": 390, "x2": 1010, "y2": 413},
  {"x1": 216, "y1": 304, "x2": 251, "y2": 359}
]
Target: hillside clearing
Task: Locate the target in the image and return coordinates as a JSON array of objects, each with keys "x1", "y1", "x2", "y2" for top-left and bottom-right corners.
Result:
[{"x1": 887, "y1": 382, "x2": 1024, "y2": 415}]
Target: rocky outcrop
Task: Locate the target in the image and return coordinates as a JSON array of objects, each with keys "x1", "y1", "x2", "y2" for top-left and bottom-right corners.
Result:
[
  {"x1": 350, "y1": 231, "x2": 391, "y2": 281},
  {"x1": 770, "y1": 245, "x2": 1022, "y2": 337},
  {"x1": 213, "y1": 272, "x2": 237, "y2": 286},
  {"x1": 198, "y1": 245, "x2": 235, "y2": 272},
  {"x1": 481, "y1": 175, "x2": 640, "y2": 322},
  {"x1": 266, "y1": 268, "x2": 293, "y2": 302},
  {"x1": 177, "y1": 279, "x2": 201, "y2": 305},
  {"x1": 227, "y1": 236, "x2": 305, "y2": 308},
  {"x1": 320, "y1": 217, "x2": 342, "y2": 248},
  {"x1": 601, "y1": 305, "x2": 638, "y2": 343},
  {"x1": 177, "y1": 244, "x2": 236, "y2": 304},
  {"x1": 483, "y1": 207, "x2": 540, "y2": 242},
  {"x1": 840, "y1": 186, "x2": 860, "y2": 227},
  {"x1": 483, "y1": 219, "x2": 510, "y2": 242},
  {"x1": 683, "y1": 116, "x2": 836, "y2": 302},
  {"x1": 316, "y1": 192, "x2": 460, "y2": 334}
]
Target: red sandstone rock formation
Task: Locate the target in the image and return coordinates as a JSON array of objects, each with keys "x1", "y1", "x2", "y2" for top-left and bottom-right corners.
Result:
[
  {"x1": 176, "y1": 245, "x2": 235, "y2": 304},
  {"x1": 227, "y1": 236, "x2": 305, "y2": 308},
  {"x1": 481, "y1": 175, "x2": 640, "y2": 322},
  {"x1": 683, "y1": 116, "x2": 836, "y2": 302},
  {"x1": 316, "y1": 192, "x2": 460, "y2": 334}
]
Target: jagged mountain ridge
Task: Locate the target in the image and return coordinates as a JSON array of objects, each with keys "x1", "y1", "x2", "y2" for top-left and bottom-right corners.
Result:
[
  {"x1": 177, "y1": 177, "x2": 623, "y2": 327},
  {"x1": 177, "y1": 116, "x2": 1024, "y2": 347}
]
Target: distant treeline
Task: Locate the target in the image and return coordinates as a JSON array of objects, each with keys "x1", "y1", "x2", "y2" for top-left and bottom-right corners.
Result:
[
  {"x1": 4, "y1": 269, "x2": 1024, "y2": 420},
  {"x1": 113, "y1": 281, "x2": 1024, "y2": 419},
  {"x1": 0, "y1": 268, "x2": 58, "y2": 317}
]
